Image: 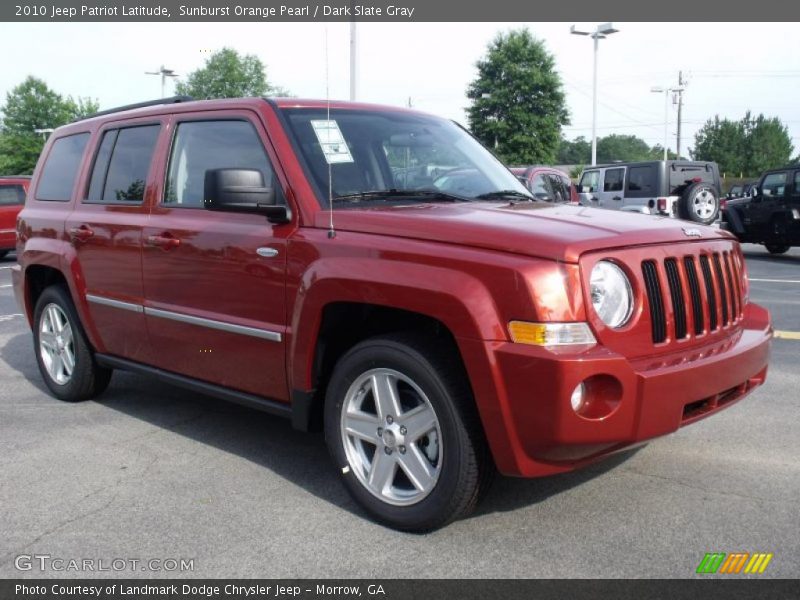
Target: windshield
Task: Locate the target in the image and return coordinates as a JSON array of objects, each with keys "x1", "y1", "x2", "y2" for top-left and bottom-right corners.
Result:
[{"x1": 281, "y1": 107, "x2": 531, "y2": 205}]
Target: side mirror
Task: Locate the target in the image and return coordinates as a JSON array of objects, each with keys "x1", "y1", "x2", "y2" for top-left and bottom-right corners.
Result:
[{"x1": 204, "y1": 168, "x2": 291, "y2": 224}]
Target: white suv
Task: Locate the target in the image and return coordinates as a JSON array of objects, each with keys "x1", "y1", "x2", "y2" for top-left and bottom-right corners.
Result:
[{"x1": 577, "y1": 160, "x2": 722, "y2": 225}]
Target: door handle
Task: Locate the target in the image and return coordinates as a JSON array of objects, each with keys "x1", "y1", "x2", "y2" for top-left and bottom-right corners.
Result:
[
  {"x1": 146, "y1": 233, "x2": 181, "y2": 250},
  {"x1": 612, "y1": 196, "x2": 622, "y2": 201},
  {"x1": 590, "y1": 197, "x2": 599, "y2": 202},
  {"x1": 68, "y1": 225, "x2": 94, "y2": 242},
  {"x1": 257, "y1": 247, "x2": 279, "y2": 258}
]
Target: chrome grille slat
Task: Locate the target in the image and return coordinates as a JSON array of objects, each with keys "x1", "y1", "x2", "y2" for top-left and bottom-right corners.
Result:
[
  {"x1": 664, "y1": 258, "x2": 687, "y2": 339},
  {"x1": 642, "y1": 260, "x2": 667, "y2": 344},
  {"x1": 683, "y1": 256, "x2": 704, "y2": 335},
  {"x1": 699, "y1": 255, "x2": 718, "y2": 331},
  {"x1": 712, "y1": 253, "x2": 730, "y2": 325}
]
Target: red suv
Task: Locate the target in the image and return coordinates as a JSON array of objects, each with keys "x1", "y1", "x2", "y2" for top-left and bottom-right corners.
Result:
[
  {"x1": 13, "y1": 97, "x2": 771, "y2": 531},
  {"x1": 0, "y1": 176, "x2": 29, "y2": 259}
]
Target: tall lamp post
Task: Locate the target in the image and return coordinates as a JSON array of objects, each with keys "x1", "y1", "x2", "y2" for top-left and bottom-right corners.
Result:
[
  {"x1": 145, "y1": 65, "x2": 178, "y2": 98},
  {"x1": 570, "y1": 23, "x2": 619, "y2": 166},
  {"x1": 651, "y1": 85, "x2": 683, "y2": 160}
]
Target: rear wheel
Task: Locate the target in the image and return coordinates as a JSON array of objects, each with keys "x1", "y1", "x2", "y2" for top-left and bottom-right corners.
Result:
[
  {"x1": 679, "y1": 182, "x2": 719, "y2": 225},
  {"x1": 765, "y1": 244, "x2": 790, "y2": 255},
  {"x1": 324, "y1": 334, "x2": 492, "y2": 531},
  {"x1": 33, "y1": 286, "x2": 112, "y2": 402}
]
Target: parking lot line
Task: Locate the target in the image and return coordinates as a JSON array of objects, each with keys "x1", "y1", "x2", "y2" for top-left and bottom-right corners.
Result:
[
  {"x1": 750, "y1": 278, "x2": 800, "y2": 284},
  {"x1": 775, "y1": 330, "x2": 800, "y2": 340},
  {"x1": 0, "y1": 284, "x2": 11, "y2": 288}
]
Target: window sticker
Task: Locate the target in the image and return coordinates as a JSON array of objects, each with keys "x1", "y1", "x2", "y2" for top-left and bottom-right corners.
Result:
[{"x1": 311, "y1": 119, "x2": 354, "y2": 164}]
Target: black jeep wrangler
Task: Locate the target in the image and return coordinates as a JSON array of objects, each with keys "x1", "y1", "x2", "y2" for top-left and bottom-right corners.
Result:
[{"x1": 722, "y1": 166, "x2": 800, "y2": 254}]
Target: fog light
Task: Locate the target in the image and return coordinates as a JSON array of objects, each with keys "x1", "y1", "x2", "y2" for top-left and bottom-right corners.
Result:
[{"x1": 570, "y1": 383, "x2": 586, "y2": 412}]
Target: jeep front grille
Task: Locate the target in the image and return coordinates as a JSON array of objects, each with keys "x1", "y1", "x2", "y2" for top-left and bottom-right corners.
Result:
[{"x1": 641, "y1": 250, "x2": 744, "y2": 344}]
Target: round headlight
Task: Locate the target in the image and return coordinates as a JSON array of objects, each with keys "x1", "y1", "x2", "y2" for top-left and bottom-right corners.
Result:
[{"x1": 590, "y1": 261, "x2": 633, "y2": 328}]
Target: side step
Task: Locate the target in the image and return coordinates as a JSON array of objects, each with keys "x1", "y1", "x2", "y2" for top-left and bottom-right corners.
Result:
[{"x1": 95, "y1": 354, "x2": 292, "y2": 419}]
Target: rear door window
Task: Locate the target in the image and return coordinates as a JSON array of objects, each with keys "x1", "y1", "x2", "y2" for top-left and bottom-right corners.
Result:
[
  {"x1": 626, "y1": 165, "x2": 657, "y2": 198},
  {"x1": 36, "y1": 133, "x2": 90, "y2": 201},
  {"x1": 603, "y1": 168, "x2": 624, "y2": 192},
  {"x1": 0, "y1": 185, "x2": 26, "y2": 206},
  {"x1": 86, "y1": 125, "x2": 161, "y2": 203}
]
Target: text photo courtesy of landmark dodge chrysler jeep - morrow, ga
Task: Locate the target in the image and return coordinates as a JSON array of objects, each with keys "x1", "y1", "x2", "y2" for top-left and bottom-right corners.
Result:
[{"x1": 12, "y1": 96, "x2": 771, "y2": 531}]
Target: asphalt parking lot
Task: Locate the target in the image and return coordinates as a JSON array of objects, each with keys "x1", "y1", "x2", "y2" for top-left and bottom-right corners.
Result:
[{"x1": 0, "y1": 244, "x2": 798, "y2": 579}]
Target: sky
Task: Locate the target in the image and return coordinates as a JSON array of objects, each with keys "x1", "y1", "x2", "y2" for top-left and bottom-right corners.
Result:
[{"x1": 1, "y1": 22, "x2": 799, "y2": 164}]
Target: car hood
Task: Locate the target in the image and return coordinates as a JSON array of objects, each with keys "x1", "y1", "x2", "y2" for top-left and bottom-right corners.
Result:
[{"x1": 313, "y1": 202, "x2": 734, "y2": 263}]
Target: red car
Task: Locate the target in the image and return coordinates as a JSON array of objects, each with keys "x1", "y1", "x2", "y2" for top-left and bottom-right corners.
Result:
[
  {"x1": 13, "y1": 97, "x2": 771, "y2": 531},
  {"x1": 510, "y1": 165, "x2": 578, "y2": 204},
  {"x1": 0, "y1": 176, "x2": 29, "y2": 259}
]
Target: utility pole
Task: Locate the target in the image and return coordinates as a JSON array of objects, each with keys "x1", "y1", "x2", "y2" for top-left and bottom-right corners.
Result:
[
  {"x1": 349, "y1": 21, "x2": 358, "y2": 101},
  {"x1": 675, "y1": 71, "x2": 685, "y2": 159}
]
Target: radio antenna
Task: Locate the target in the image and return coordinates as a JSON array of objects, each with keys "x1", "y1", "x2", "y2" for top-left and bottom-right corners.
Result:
[{"x1": 325, "y1": 26, "x2": 336, "y2": 239}]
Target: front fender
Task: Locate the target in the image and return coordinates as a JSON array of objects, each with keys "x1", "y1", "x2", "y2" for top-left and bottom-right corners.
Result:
[{"x1": 289, "y1": 256, "x2": 503, "y2": 391}]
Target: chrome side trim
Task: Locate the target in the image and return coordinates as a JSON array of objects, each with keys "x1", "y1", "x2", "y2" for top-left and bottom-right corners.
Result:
[
  {"x1": 145, "y1": 307, "x2": 282, "y2": 342},
  {"x1": 86, "y1": 294, "x2": 144, "y2": 314}
]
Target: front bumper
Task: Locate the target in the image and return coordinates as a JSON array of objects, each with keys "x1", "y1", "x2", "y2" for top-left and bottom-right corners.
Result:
[{"x1": 463, "y1": 302, "x2": 771, "y2": 477}]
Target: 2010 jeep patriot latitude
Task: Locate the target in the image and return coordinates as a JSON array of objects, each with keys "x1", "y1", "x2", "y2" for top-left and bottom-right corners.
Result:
[{"x1": 13, "y1": 97, "x2": 771, "y2": 531}]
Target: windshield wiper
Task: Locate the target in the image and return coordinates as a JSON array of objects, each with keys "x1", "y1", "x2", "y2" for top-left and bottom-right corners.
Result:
[
  {"x1": 333, "y1": 189, "x2": 471, "y2": 204},
  {"x1": 474, "y1": 190, "x2": 535, "y2": 201}
]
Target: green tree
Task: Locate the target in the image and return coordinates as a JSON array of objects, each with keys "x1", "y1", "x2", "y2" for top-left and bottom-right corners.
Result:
[
  {"x1": 466, "y1": 29, "x2": 569, "y2": 164},
  {"x1": 596, "y1": 134, "x2": 652, "y2": 163},
  {"x1": 0, "y1": 76, "x2": 99, "y2": 175},
  {"x1": 649, "y1": 144, "x2": 678, "y2": 160},
  {"x1": 743, "y1": 112, "x2": 794, "y2": 175},
  {"x1": 692, "y1": 116, "x2": 746, "y2": 175},
  {"x1": 175, "y1": 47, "x2": 289, "y2": 99},
  {"x1": 557, "y1": 136, "x2": 590, "y2": 164},
  {"x1": 692, "y1": 112, "x2": 793, "y2": 176}
]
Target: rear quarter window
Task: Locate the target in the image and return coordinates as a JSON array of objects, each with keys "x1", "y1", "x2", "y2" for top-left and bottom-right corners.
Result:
[
  {"x1": 36, "y1": 133, "x2": 90, "y2": 201},
  {"x1": 626, "y1": 165, "x2": 657, "y2": 198},
  {"x1": 0, "y1": 184, "x2": 26, "y2": 206}
]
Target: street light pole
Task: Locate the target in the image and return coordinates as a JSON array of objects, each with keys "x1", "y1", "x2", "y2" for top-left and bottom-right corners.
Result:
[
  {"x1": 145, "y1": 65, "x2": 178, "y2": 98},
  {"x1": 350, "y1": 21, "x2": 358, "y2": 101},
  {"x1": 571, "y1": 23, "x2": 620, "y2": 166}
]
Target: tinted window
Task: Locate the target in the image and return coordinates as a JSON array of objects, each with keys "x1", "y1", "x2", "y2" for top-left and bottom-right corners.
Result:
[
  {"x1": 165, "y1": 120, "x2": 273, "y2": 208},
  {"x1": 604, "y1": 168, "x2": 624, "y2": 192},
  {"x1": 579, "y1": 170, "x2": 600, "y2": 193},
  {"x1": 546, "y1": 174, "x2": 568, "y2": 202},
  {"x1": 627, "y1": 165, "x2": 657, "y2": 197},
  {"x1": 0, "y1": 184, "x2": 26, "y2": 206},
  {"x1": 36, "y1": 133, "x2": 90, "y2": 201},
  {"x1": 530, "y1": 174, "x2": 551, "y2": 199},
  {"x1": 668, "y1": 164, "x2": 716, "y2": 192},
  {"x1": 761, "y1": 172, "x2": 787, "y2": 197},
  {"x1": 793, "y1": 172, "x2": 800, "y2": 196},
  {"x1": 87, "y1": 125, "x2": 160, "y2": 203}
]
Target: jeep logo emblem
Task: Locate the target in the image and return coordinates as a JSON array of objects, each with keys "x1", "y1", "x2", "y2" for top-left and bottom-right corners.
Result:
[{"x1": 682, "y1": 227, "x2": 702, "y2": 237}]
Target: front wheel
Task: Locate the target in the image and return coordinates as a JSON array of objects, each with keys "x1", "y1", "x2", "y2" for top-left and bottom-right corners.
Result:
[
  {"x1": 324, "y1": 334, "x2": 492, "y2": 531},
  {"x1": 33, "y1": 286, "x2": 112, "y2": 401},
  {"x1": 765, "y1": 244, "x2": 790, "y2": 255}
]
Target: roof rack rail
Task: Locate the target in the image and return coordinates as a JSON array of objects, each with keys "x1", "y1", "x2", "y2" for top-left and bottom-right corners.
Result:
[{"x1": 74, "y1": 96, "x2": 194, "y2": 122}]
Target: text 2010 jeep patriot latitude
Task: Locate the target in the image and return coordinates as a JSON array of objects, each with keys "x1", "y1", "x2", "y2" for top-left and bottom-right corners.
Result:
[{"x1": 13, "y1": 97, "x2": 771, "y2": 531}]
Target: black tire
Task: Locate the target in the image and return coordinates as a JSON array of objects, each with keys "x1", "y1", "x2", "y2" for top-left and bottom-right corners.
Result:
[
  {"x1": 32, "y1": 285, "x2": 112, "y2": 402},
  {"x1": 324, "y1": 333, "x2": 493, "y2": 532},
  {"x1": 678, "y1": 182, "x2": 719, "y2": 225},
  {"x1": 0, "y1": 250, "x2": 9, "y2": 260},
  {"x1": 765, "y1": 244, "x2": 790, "y2": 255}
]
